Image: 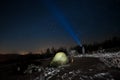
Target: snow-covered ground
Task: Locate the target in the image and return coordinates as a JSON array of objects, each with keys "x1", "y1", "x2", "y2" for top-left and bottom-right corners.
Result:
[
  {"x1": 25, "y1": 65, "x2": 114, "y2": 80},
  {"x1": 74, "y1": 51, "x2": 120, "y2": 68},
  {"x1": 23, "y1": 52, "x2": 120, "y2": 80},
  {"x1": 74, "y1": 51, "x2": 120, "y2": 58}
]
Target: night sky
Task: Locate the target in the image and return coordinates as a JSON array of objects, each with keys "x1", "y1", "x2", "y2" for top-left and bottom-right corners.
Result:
[{"x1": 0, "y1": 0, "x2": 120, "y2": 53}]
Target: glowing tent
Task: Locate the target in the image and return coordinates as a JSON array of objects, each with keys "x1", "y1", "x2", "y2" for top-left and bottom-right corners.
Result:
[{"x1": 50, "y1": 52, "x2": 69, "y2": 67}]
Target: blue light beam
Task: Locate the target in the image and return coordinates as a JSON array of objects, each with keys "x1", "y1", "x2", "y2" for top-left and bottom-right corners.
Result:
[{"x1": 43, "y1": 0, "x2": 82, "y2": 46}]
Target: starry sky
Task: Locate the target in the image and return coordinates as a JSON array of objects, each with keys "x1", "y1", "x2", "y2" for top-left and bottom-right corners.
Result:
[{"x1": 0, "y1": 0, "x2": 120, "y2": 53}]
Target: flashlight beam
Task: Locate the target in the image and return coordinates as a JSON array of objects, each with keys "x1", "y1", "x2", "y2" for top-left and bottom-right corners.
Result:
[{"x1": 43, "y1": 0, "x2": 82, "y2": 46}]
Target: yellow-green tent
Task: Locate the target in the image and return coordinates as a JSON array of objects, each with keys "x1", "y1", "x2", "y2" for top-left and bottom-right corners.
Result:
[{"x1": 50, "y1": 52, "x2": 69, "y2": 67}]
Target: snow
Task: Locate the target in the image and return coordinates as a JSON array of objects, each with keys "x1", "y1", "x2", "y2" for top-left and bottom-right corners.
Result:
[
  {"x1": 74, "y1": 51, "x2": 120, "y2": 58},
  {"x1": 24, "y1": 51, "x2": 120, "y2": 80}
]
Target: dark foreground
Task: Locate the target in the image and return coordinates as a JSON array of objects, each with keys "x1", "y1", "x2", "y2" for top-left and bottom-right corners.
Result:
[{"x1": 0, "y1": 57, "x2": 120, "y2": 80}]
